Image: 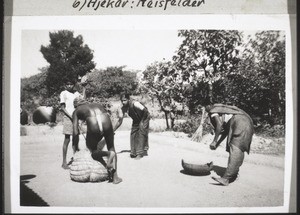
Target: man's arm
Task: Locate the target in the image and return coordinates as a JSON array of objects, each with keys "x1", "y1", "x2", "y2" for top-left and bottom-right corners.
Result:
[
  {"x1": 72, "y1": 111, "x2": 79, "y2": 148},
  {"x1": 209, "y1": 113, "x2": 225, "y2": 150},
  {"x1": 82, "y1": 86, "x2": 86, "y2": 99},
  {"x1": 113, "y1": 108, "x2": 124, "y2": 132},
  {"x1": 60, "y1": 103, "x2": 72, "y2": 120}
]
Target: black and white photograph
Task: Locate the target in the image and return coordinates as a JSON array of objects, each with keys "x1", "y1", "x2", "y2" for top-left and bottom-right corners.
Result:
[{"x1": 4, "y1": 2, "x2": 296, "y2": 213}]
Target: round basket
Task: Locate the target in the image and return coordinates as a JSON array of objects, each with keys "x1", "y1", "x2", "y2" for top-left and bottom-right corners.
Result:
[{"x1": 181, "y1": 159, "x2": 213, "y2": 176}]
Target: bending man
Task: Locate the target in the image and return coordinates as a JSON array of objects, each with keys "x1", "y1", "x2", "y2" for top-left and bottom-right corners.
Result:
[
  {"x1": 72, "y1": 98, "x2": 122, "y2": 184},
  {"x1": 114, "y1": 93, "x2": 150, "y2": 159},
  {"x1": 206, "y1": 104, "x2": 254, "y2": 186}
]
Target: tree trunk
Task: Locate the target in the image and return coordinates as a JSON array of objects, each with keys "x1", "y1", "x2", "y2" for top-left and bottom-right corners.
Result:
[
  {"x1": 156, "y1": 95, "x2": 169, "y2": 129},
  {"x1": 191, "y1": 106, "x2": 206, "y2": 142},
  {"x1": 164, "y1": 111, "x2": 170, "y2": 129},
  {"x1": 170, "y1": 111, "x2": 175, "y2": 129},
  {"x1": 278, "y1": 92, "x2": 282, "y2": 114},
  {"x1": 208, "y1": 81, "x2": 213, "y2": 104}
]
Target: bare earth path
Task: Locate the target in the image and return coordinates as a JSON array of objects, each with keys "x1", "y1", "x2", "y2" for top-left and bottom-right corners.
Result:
[{"x1": 20, "y1": 124, "x2": 285, "y2": 210}]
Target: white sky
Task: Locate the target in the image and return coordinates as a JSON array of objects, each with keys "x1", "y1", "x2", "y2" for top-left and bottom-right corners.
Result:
[{"x1": 21, "y1": 30, "x2": 184, "y2": 78}]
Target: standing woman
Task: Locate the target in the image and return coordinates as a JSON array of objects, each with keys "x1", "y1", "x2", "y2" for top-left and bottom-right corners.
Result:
[
  {"x1": 60, "y1": 81, "x2": 85, "y2": 169},
  {"x1": 114, "y1": 93, "x2": 150, "y2": 159}
]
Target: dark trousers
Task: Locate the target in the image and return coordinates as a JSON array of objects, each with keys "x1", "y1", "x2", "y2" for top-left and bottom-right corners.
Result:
[
  {"x1": 130, "y1": 115, "x2": 150, "y2": 156},
  {"x1": 223, "y1": 144, "x2": 244, "y2": 180}
]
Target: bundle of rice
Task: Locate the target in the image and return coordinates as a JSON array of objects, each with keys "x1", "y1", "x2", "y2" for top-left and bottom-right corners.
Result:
[{"x1": 70, "y1": 150, "x2": 108, "y2": 182}]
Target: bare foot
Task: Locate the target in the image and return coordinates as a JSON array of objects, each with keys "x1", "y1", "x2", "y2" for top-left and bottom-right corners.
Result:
[
  {"x1": 107, "y1": 168, "x2": 115, "y2": 182},
  {"x1": 211, "y1": 176, "x2": 229, "y2": 186},
  {"x1": 62, "y1": 164, "x2": 70, "y2": 169},
  {"x1": 113, "y1": 177, "x2": 123, "y2": 184}
]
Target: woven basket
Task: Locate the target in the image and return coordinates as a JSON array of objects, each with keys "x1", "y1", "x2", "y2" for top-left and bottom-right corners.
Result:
[
  {"x1": 70, "y1": 150, "x2": 108, "y2": 182},
  {"x1": 181, "y1": 159, "x2": 213, "y2": 176}
]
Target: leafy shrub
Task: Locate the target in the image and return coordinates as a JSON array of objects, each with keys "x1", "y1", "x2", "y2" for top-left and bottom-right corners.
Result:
[
  {"x1": 86, "y1": 97, "x2": 112, "y2": 114},
  {"x1": 173, "y1": 115, "x2": 213, "y2": 137},
  {"x1": 255, "y1": 123, "x2": 285, "y2": 138}
]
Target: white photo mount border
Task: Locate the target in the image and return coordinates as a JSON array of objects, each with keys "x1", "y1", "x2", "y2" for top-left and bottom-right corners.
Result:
[{"x1": 5, "y1": 14, "x2": 296, "y2": 213}]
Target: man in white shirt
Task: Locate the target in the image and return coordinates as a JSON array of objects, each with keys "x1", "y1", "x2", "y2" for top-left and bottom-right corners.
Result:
[{"x1": 60, "y1": 81, "x2": 85, "y2": 169}]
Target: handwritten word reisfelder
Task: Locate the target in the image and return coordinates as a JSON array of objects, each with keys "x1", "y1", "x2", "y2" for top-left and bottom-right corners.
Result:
[{"x1": 73, "y1": 0, "x2": 205, "y2": 11}]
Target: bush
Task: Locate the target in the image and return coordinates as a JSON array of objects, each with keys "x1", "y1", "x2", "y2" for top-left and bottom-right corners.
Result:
[
  {"x1": 255, "y1": 123, "x2": 285, "y2": 138},
  {"x1": 173, "y1": 114, "x2": 213, "y2": 137}
]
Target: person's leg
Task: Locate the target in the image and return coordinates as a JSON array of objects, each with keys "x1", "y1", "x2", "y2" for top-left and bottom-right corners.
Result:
[
  {"x1": 105, "y1": 130, "x2": 122, "y2": 184},
  {"x1": 212, "y1": 144, "x2": 244, "y2": 185},
  {"x1": 223, "y1": 144, "x2": 244, "y2": 180},
  {"x1": 134, "y1": 121, "x2": 148, "y2": 159},
  {"x1": 62, "y1": 134, "x2": 70, "y2": 169},
  {"x1": 142, "y1": 115, "x2": 150, "y2": 156},
  {"x1": 130, "y1": 124, "x2": 139, "y2": 158},
  {"x1": 72, "y1": 136, "x2": 79, "y2": 155}
]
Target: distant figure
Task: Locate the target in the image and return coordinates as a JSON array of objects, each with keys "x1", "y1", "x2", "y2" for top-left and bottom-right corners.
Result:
[
  {"x1": 72, "y1": 99, "x2": 122, "y2": 184},
  {"x1": 114, "y1": 93, "x2": 150, "y2": 159},
  {"x1": 20, "y1": 108, "x2": 29, "y2": 125},
  {"x1": 60, "y1": 81, "x2": 85, "y2": 169},
  {"x1": 206, "y1": 104, "x2": 254, "y2": 186}
]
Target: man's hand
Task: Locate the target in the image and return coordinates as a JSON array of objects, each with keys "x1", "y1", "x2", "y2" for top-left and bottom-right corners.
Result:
[{"x1": 210, "y1": 141, "x2": 217, "y2": 150}]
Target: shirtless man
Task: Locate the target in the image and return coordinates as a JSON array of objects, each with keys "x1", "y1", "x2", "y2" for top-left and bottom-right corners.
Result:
[
  {"x1": 114, "y1": 93, "x2": 150, "y2": 159},
  {"x1": 72, "y1": 98, "x2": 122, "y2": 184}
]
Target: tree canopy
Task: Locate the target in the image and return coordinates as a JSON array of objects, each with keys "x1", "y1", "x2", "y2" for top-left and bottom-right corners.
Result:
[
  {"x1": 141, "y1": 30, "x2": 285, "y2": 130},
  {"x1": 85, "y1": 66, "x2": 138, "y2": 98},
  {"x1": 40, "y1": 30, "x2": 96, "y2": 95}
]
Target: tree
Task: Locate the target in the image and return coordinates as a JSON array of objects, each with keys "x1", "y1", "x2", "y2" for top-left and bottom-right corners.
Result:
[
  {"x1": 85, "y1": 66, "x2": 138, "y2": 98},
  {"x1": 40, "y1": 30, "x2": 96, "y2": 95},
  {"x1": 141, "y1": 61, "x2": 185, "y2": 129},
  {"x1": 173, "y1": 30, "x2": 243, "y2": 105},
  {"x1": 21, "y1": 67, "x2": 49, "y2": 113},
  {"x1": 234, "y1": 31, "x2": 285, "y2": 124},
  {"x1": 172, "y1": 30, "x2": 243, "y2": 141}
]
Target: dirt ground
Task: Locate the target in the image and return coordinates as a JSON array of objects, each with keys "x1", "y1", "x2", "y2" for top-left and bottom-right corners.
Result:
[{"x1": 19, "y1": 120, "x2": 286, "y2": 212}]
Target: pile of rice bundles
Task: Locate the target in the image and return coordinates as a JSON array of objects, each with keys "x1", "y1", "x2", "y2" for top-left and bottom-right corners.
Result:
[{"x1": 69, "y1": 150, "x2": 108, "y2": 182}]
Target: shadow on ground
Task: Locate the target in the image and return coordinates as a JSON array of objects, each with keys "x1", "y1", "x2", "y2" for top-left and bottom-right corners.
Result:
[
  {"x1": 20, "y1": 174, "x2": 49, "y2": 206},
  {"x1": 117, "y1": 149, "x2": 131, "y2": 154},
  {"x1": 179, "y1": 170, "x2": 211, "y2": 176}
]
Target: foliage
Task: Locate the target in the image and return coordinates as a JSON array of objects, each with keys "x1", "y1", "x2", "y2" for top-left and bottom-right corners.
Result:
[
  {"x1": 173, "y1": 30, "x2": 243, "y2": 105},
  {"x1": 85, "y1": 66, "x2": 138, "y2": 98},
  {"x1": 21, "y1": 68, "x2": 50, "y2": 113},
  {"x1": 173, "y1": 114, "x2": 213, "y2": 137},
  {"x1": 140, "y1": 30, "x2": 285, "y2": 141},
  {"x1": 254, "y1": 124, "x2": 285, "y2": 138},
  {"x1": 235, "y1": 31, "x2": 285, "y2": 124},
  {"x1": 40, "y1": 30, "x2": 96, "y2": 95},
  {"x1": 86, "y1": 96, "x2": 112, "y2": 114},
  {"x1": 140, "y1": 61, "x2": 186, "y2": 129},
  {"x1": 21, "y1": 67, "x2": 48, "y2": 102}
]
